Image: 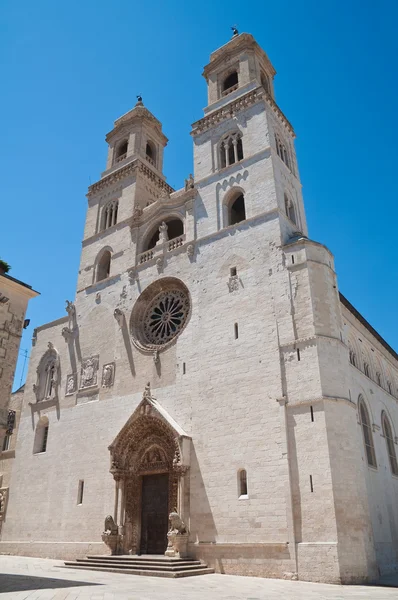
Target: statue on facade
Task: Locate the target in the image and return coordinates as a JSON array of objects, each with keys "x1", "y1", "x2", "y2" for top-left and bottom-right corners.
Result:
[
  {"x1": 143, "y1": 382, "x2": 152, "y2": 401},
  {"x1": 159, "y1": 221, "x2": 168, "y2": 243},
  {"x1": 184, "y1": 173, "x2": 194, "y2": 191},
  {"x1": 65, "y1": 300, "x2": 75, "y2": 317},
  {"x1": 102, "y1": 515, "x2": 120, "y2": 555},
  {"x1": 231, "y1": 26, "x2": 239, "y2": 37},
  {"x1": 165, "y1": 512, "x2": 189, "y2": 558}
]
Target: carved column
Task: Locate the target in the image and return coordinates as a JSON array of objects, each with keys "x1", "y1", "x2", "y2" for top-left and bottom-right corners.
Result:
[
  {"x1": 113, "y1": 479, "x2": 119, "y2": 523},
  {"x1": 232, "y1": 138, "x2": 238, "y2": 163},
  {"x1": 119, "y1": 478, "x2": 125, "y2": 530}
]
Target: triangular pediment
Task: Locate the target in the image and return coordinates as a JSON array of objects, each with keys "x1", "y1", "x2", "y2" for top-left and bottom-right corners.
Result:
[
  {"x1": 109, "y1": 387, "x2": 189, "y2": 452},
  {"x1": 108, "y1": 385, "x2": 191, "y2": 474}
]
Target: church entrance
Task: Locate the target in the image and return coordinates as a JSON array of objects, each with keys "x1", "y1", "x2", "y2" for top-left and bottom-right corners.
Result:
[{"x1": 140, "y1": 473, "x2": 169, "y2": 554}]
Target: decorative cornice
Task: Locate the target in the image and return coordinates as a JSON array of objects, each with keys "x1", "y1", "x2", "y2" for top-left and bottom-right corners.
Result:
[
  {"x1": 87, "y1": 162, "x2": 137, "y2": 196},
  {"x1": 191, "y1": 88, "x2": 294, "y2": 137},
  {"x1": 138, "y1": 162, "x2": 174, "y2": 196},
  {"x1": 87, "y1": 160, "x2": 174, "y2": 198}
]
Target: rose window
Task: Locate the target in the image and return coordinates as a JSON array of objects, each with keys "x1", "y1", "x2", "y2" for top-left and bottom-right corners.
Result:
[
  {"x1": 143, "y1": 290, "x2": 190, "y2": 345},
  {"x1": 130, "y1": 278, "x2": 191, "y2": 350}
]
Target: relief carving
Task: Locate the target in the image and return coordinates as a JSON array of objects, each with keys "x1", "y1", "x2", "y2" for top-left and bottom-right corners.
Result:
[
  {"x1": 102, "y1": 363, "x2": 115, "y2": 388},
  {"x1": 80, "y1": 355, "x2": 99, "y2": 390},
  {"x1": 65, "y1": 373, "x2": 77, "y2": 396}
]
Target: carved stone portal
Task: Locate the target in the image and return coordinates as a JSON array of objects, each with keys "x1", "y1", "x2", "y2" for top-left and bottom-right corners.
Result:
[{"x1": 106, "y1": 385, "x2": 191, "y2": 555}]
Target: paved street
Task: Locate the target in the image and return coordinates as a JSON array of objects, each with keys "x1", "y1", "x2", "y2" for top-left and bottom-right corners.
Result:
[{"x1": 0, "y1": 556, "x2": 397, "y2": 600}]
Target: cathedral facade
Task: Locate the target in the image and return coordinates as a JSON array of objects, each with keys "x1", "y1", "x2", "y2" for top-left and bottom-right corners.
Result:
[{"x1": 1, "y1": 33, "x2": 397, "y2": 584}]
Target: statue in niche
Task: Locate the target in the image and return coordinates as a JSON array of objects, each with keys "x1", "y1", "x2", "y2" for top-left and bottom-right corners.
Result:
[{"x1": 159, "y1": 221, "x2": 168, "y2": 243}]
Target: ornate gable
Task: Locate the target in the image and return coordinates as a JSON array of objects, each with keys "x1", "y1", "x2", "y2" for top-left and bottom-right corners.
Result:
[{"x1": 109, "y1": 383, "x2": 191, "y2": 476}]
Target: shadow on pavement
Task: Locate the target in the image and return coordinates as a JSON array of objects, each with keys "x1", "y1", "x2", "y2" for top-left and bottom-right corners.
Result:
[{"x1": 0, "y1": 573, "x2": 102, "y2": 593}]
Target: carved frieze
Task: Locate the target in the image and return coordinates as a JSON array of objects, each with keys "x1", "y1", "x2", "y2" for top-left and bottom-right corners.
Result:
[
  {"x1": 65, "y1": 373, "x2": 77, "y2": 396},
  {"x1": 102, "y1": 363, "x2": 115, "y2": 388},
  {"x1": 80, "y1": 355, "x2": 99, "y2": 390}
]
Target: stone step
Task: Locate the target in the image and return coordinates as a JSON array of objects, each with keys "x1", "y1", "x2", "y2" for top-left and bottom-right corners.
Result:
[
  {"x1": 69, "y1": 559, "x2": 204, "y2": 571},
  {"x1": 62, "y1": 563, "x2": 214, "y2": 578},
  {"x1": 85, "y1": 555, "x2": 202, "y2": 566}
]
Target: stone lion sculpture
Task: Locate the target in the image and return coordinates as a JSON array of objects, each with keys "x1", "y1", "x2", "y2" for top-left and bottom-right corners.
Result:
[
  {"x1": 165, "y1": 512, "x2": 188, "y2": 558},
  {"x1": 103, "y1": 515, "x2": 118, "y2": 535},
  {"x1": 168, "y1": 512, "x2": 187, "y2": 535}
]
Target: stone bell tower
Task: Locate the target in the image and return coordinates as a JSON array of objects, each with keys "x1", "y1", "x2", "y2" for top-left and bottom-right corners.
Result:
[
  {"x1": 192, "y1": 32, "x2": 307, "y2": 244},
  {"x1": 76, "y1": 99, "x2": 174, "y2": 292}
]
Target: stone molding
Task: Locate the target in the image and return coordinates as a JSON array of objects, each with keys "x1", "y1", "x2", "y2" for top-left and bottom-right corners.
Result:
[
  {"x1": 191, "y1": 88, "x2": 294, "y2": 136},
  {"x1": 87, "y1": 159, "x2": 174, "y2": 198}
]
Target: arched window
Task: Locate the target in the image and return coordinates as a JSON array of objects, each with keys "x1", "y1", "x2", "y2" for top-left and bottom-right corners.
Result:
[
  {"x1": 101, "y1": 200, "x2": 119, "y2": 231},
  {"x1": 222, "y1": 71, "x2": 238, "y2": 95},
  {"x1": 364, "y1": 362, "x2": 370, "y2": 378},
  {"x1": 284, "y1": 194, "x2": 297, "y2": 225},
  {"x1": 34, "y1": 343, "x2": 59, "y2": 402},
  {"x1": 382, "y1": 412, "x2": 398, "y2": 475},
  {"x1": 219, "y1": 132, "x2": 243, "y2": 169},
  {"x1": 358, "y1": 396, "x2": 377, "y2": 468},
  {"x1": 349, "y1": 349, "x2": 357, "y2": 367},
  {"x1": 115, "y1": 140, "x2": 128, "y2": 163},
  {"x1": 145, "y1": 141, "x2": 156, "y2": 166},
  {"x1": 228, "y1": 193, "x2": 246, "y2": 226},
  {"x1": 238, "y1": 469, "x2": 248, "y2": 497},
  {"x1": 275, "y1": 133, "x2": 291, "y2": 169},
  {"x1": 96, "y1": 250, "x2": 111, "y2": 282},
  {"x1": 261, "y1": 72, "x2": 270, "y2": 94},
  {"x1": 145, "y1": 218, "x2": 184, "y2": 251},
  {"x1": 33, "y1": 417, "x2": 49, "y2": 454}
]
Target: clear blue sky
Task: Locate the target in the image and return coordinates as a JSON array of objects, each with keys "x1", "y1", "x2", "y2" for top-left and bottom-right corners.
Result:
[{"x1": 2, "y1": 0, "x2": 398, "y2": 389}]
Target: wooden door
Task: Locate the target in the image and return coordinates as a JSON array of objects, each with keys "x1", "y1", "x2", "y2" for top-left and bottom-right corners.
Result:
[{"x1": 140, "y1": 473, "x2": 169, "y2": 555}]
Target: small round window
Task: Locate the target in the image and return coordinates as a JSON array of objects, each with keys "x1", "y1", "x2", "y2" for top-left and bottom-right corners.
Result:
[{"x1": 131, "y1": 278, "x2": 191, "y2": 350}]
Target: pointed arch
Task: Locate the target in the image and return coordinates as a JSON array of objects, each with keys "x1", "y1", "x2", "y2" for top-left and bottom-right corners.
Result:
[
  {"x1": 358, "y1": 395, "x2": 377, "y2": 468},
  {"x1": 34, "y1": 343, "x2": 60, "y2": 402},
  {"x1": 284, "y1": 193, "x2": 297, "y2": 226},
  {"x1": 381, "y1": 411, "x2": 398, "y2": 475},
  {"x1": 107, "y1": 391, "x2": 191, "y2": 555}
]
